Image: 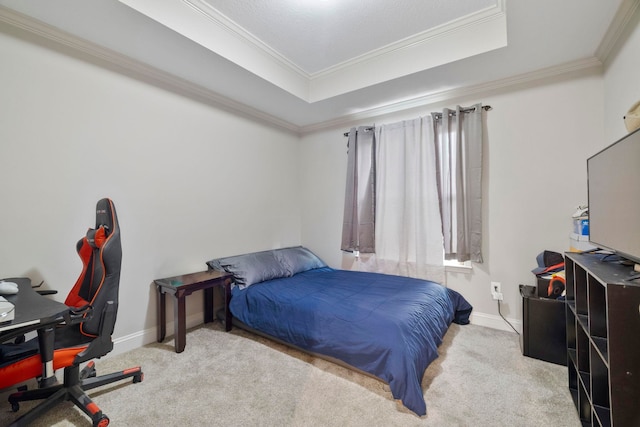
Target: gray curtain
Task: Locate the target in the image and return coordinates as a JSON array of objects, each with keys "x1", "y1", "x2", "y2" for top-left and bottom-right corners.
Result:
[
  {"x1": 341, "y1": 126, "x2": 375, "y2": 253},
  {"x1": 432, "y1": 104, "x2": 484, "y2": 263}
]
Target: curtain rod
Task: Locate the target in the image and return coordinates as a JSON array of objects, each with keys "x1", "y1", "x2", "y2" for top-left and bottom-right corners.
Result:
[
  {"x1": 432, "y1": 105, "x2": 492, "y2": 119},
  {"x1": 343, "y1": 126, "x2": 374, "y2": 137},
  {"x1": 343, "y1": 105, "x2": 492, "y2": 136}
]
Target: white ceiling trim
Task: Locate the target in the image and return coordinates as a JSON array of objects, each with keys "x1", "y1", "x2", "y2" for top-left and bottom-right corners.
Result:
[
  {"x1": 300, "y1": 57, "x2": 604, "y2": 134},
  {"x1": 0, "y1": 5, "x2": 301, "y2": 134},
  {"x1": 308, "y1": 1, "x2": 507, "y2": 102},
  {"x1": 118, "y1": 0, "x2": 311, "y2": 100},
  {"x1": 1, "y1": 3, "x2": 631, "y2": 136},
  {"x1": 118, "y1": 0, "x2": 507, "y2": 103},
  {"x1": 595, "y1": 0, "x2": 640, "y2": 64},
  {"x1": 185, "y1": 0, "x2": 309, "y2": 75}
]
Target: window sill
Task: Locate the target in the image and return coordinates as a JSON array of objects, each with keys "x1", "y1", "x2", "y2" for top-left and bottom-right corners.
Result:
[{"x1": 444, "y1": 260, "x2": 472, "y2": 274}]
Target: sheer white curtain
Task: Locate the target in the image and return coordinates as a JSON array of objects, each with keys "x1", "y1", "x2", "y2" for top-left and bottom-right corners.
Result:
[{"x1": 357, "y1": 117, "x2": 445, "y2": 283}]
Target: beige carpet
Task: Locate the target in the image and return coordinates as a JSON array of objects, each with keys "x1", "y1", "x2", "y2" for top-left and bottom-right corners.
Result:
[{"x1": 0, "y1": 323, "x2": 580, "y2": 426}]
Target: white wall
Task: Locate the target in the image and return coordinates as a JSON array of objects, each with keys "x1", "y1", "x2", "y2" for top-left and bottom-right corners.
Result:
[
  {"x1": 300, "y1": 68, "x2": 605, "y2": 332},
  {"x1": 0, "y1": 24, "x2": 301, "y2": 350},
  {"x1": 603, "y1": 4, "x2": 640, "y2": 143}
]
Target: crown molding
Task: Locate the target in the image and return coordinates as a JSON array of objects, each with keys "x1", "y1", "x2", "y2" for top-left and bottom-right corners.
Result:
[
  {"x1": 0, "y1": 4, "x2": 613, "y2": 137},
  {"x1": 307, "y1": 1, "x2": 507, "y2": 102},
  {"x1": 0, "y1": 5, "x2": 300, "y2": 135},
  {"x1": 119, "y1": 0, "x2": 311, "y2": 101},
  {"x1": 300, "y1": 57, "x2": 604, "y2": 134},
  {"x1": 182, "y1": 0, "x2": 308, "y2": 77},
  {"x1": 120, "y1": 0, "x2": 507, "y2": 103},
  {"x1": 188, "y1": 0, "x2": 505, "y2": 81},
  {"x1": 311, "y1": 0, "x2": 505, "y2": 79},
  {"x1": 595, "y1": 0, "x2": 640, "y2": 64}
]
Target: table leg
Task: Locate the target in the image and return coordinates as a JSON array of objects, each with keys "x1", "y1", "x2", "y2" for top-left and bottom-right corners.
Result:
[
  {"x1": 204, "y1": 287, "x2": 214, "y2": 324},
  {"x1": 173, "y1": 294, "x2": 186, "y2": 353},
  {"x1": 224, "y1": 280, "x2": 232, "y2": 332},
  {"x1": 156, "y1": 285, "x2": 166, "y2": 343}
]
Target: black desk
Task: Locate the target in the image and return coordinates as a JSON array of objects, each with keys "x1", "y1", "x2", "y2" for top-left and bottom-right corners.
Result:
[{"x1": 0, "y1": 277, "x2": 69, "y2": 385}]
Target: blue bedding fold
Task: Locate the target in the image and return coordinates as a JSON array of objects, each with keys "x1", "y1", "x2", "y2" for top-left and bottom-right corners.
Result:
[{"x1": 229, "y1": 267, "x2": 472, "y2": 416}]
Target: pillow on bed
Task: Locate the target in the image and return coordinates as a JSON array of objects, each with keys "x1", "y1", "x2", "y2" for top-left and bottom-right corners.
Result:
[
  {"x1": 274, "y1": 246, "x2": 327, "y2": 276},
  {"x1": 207, "y1": 250, "x2": 289, "y2": 289}
]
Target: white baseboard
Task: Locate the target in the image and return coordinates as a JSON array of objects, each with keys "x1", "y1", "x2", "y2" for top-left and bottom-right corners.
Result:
[
  {"x1": 111, "y1": 312, "x2": 206, "y2": 356},
  {"x1": 470, "y1": 311, "x2": 521, "y2": 334},
  {"x1": 109, "y1": 311, "x2": 520, "y2": 357}
]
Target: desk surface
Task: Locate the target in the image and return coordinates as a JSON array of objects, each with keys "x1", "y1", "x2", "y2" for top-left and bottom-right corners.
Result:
[
  {"x1": 0, "y1": 278, "x2": 68, "y2": 335},
  {"x1": 154, "y1": 270, "x2": 233, "y2": 289}
]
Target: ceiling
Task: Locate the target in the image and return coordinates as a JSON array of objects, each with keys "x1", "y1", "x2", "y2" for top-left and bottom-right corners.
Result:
[
  {"x1": 0, "y1": 0, "x2": 634, "y2": 133},
  {"x1": 203, "y1": 0, "x2": 498, "y2": 74}
]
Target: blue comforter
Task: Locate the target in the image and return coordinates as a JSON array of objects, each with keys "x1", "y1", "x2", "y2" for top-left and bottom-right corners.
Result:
[{"x1": 229, "y1": 267, "x2": 472, "y2": 416}]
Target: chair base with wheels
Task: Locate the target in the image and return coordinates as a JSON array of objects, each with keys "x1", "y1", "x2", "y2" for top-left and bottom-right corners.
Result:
[{"x1": 8, "y1": 361, "x2": 143, "y2": 427}]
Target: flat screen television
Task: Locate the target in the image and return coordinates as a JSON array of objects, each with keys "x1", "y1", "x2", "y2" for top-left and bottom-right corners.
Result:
[{"x1": 587, "y1": 127, "x2": 640, "y2": 265}]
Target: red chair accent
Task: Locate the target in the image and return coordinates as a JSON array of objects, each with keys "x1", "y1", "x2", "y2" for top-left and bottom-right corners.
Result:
[{"x1": 0, "y1": 198, "x2": 143, "y2": 427}]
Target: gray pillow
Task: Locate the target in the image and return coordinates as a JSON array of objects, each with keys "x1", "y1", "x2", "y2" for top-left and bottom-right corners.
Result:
[
  {"x1": 207, "y1": 250, "x2": 289, "y2": 289},
  {"x1": 274, "y1": 246, "x2": 327, "y2": 276}
]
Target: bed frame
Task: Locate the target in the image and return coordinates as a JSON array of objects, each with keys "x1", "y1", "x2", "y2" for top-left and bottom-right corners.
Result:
[{"x1": 206, "y1": 247, "x2": 471, "y2": 415}]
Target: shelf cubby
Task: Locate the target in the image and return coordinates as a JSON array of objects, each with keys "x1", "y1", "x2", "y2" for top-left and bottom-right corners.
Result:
[
  {"x1": 587, "y1": 276, "x2": 607, "y2": 339},
  {"x1": 564, "y1": 252, "x2": 640, "y2": 426},
  {"x1": 574, "y1": 263, "x2": 588, "y2": 316}
]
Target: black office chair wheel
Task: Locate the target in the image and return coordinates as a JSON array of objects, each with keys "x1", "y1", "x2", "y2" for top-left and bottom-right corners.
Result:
[
  {"x1": 10, "y1": 385, "x2": 27, "y2": 412},
  {"x1": 94, "y1": 414, "x2": 109, "y2": 427}
]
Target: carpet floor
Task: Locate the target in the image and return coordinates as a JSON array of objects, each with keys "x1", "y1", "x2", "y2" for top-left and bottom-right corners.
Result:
[{"x1": 0, "y1": 322, "x2": 580, "y2": 426}]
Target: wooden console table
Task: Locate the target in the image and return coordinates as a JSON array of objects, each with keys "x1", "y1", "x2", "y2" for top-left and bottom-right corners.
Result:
[{"x1": 155, "y1": 270, "x2": 233, "y2": 353}]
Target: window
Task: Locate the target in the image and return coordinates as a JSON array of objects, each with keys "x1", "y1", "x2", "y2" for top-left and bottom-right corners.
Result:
[{"x1": 341, "y1": 104, "x2": 487, "y2": 280}]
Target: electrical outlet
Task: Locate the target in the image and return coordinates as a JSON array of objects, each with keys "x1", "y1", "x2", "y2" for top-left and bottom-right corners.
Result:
[
  {"x1": 491, "y1": 281, "x2": 501, "y2": 294},
  {"x1": 491, "y1": 281, "x2": 503, "y2": 301}
]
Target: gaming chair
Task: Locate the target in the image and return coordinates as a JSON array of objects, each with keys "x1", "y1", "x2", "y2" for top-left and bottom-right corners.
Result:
[{"x1": 0, "y1": 198, "x2": 143, "y2": 427}]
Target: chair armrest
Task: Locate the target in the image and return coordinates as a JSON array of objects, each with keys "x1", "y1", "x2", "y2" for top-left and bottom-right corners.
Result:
[
  {"x1": 73, "y1": 301, "x2": 116, "y2": 363},
  {"x1": 62, "y1": 304, "x2": 93, "y2": 326}
]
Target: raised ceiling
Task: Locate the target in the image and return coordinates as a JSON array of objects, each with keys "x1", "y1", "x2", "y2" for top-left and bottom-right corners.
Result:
[
  {"x1": 0, "y1": 0, "x2": 634, "y2": 133},
  {"x1": 206, "y1": 0, "x2": 498, "y2": 74},
  {"x1": 117, "y1": 0, "x2": 506, "y2": 102}
]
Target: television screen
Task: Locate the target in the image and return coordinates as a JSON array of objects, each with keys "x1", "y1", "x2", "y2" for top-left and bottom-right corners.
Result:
[{"x1": 587, "y1": 128, "x2": 640, "y2": 264}]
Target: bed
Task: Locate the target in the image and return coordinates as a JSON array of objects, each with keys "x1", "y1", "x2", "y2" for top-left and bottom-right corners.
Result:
[{"x1": 207, "y1": 246, "x2": 472, "y2": 416}]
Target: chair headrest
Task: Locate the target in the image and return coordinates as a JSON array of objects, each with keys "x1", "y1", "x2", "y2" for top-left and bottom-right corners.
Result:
[
  {"x1": 95, "y1": 198, "x2": 116, "y2": 232},
  {"x1": 85, "y1": 198, "x2": 118, "y2": 249}
]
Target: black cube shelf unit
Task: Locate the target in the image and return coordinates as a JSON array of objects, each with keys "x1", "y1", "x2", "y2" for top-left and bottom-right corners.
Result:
[{"x1": 564, "y1": 252, "x2": 640, "y2": 426}]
